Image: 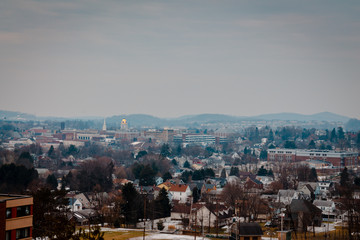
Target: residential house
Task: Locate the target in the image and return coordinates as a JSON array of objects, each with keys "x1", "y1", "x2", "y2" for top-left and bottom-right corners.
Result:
[
  {"x1": 69, "y1": 209, "x2": 98, "y2": 226},
  {"x1": 298, "y1": 184, "x2": 315, "y2": 200},
  {"x1": 277, "y1": 190, "x2": 301, "y2": 205},
  {"x1": 201, "y1": 184, "x2": 216, "y2": 196},
  {"x1": 171, "y1": 203, "x2": 191, "y2": 223},
  {"x1": 74, "y1": 193, "x2": 91, "y2": 209},
  {"x1": 315, "y1": 181, "x2": 334, "y2": 199},
  {"x1": 244, "y1": 177, "x2": 263, "y2": 191},
  {"x1": 297, "y1": 182, "x2": 317, "y2": 193},
  {"x1": 155, "y1": 177, "x2": 163, "y2": 186},
  {"x1": 285, "y1": 199, "x2": 322, "y2": 232},
  {"x1": 192, "y1": 202, "x2": 233, "y2": 228},
  {"x1": 256, "y1": 175, "x2": 274, "y2": 188},
  {"x1": 313, "y1": 200, "x2": 336, "y2": 221},
  {"x1": 68, "y1": 198, "x2": 82, "y2": 212},
  {"x1": 169, "y1": 184, "x2": 192, "y2": 203}
]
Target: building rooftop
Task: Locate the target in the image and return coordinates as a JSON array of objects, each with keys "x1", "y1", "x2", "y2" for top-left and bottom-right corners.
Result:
[{"x1": 0, "y1": 194, "x2": 32, "y2": 202}]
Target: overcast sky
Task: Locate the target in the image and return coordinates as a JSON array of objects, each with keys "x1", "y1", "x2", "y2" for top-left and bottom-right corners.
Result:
[{"x1": 1, "y1": 0, "x2": 360, "y2": 119}]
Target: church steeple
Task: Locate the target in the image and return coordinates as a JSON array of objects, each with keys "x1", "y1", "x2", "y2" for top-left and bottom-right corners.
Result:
[{"x1": 102, "y1": 118, "x2": 107, "y2": 131}]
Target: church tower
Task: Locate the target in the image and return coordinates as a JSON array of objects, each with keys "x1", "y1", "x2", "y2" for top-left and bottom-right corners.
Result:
[
  {"x1": 102, "y1": 118, "x2": 107, "y2": 131},
  {"x1": 120, "y1": 118, "x2": 128, "y2": 131}
]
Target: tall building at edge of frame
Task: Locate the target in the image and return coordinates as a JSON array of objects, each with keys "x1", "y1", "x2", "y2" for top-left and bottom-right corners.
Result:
[{"x1": 0, "y1": 194, "x2": 33, "y2": 240}]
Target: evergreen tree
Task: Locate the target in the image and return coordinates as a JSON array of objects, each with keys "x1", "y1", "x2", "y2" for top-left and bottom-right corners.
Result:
[
  {"x1": 139, "y1": 164, "x2": 156, "y2": 186},
  {"x1": 284, "y1": 140, "x2": 296, "y2": 149},
  {"x1": 308, "y1": 140, "x2": 316, "y2": 149},
  {"x1": 154, "y1": 188, "x2": 171, "y2": 218},
  {"x1": 176, "y1": 144, "x2": 182, "y2": 156},
  {"x1": 32, "y1": 188, "x2": 75, "y2": 239},
  {"x1": 17, "y1": 151, "x2": 34, "y2": 168},
  {"x1": 340, "y1": 167, "x2": 350, "y2": 187},
  {"x1": 121, "y1": 183, "x2": 141, "y2": 226},
  {"x1": 257, "y1": 166, "x2": 268, "y2": 176},
  {"x1": 67, "y1": 145, "x2": 78, "y2": 156},
  {"x1": 192, "y1": 186, "x2": 200, "y2": 203},
  {"x1": 260, "y1": 149, "x2": 268, "y2": 160},
  {"x1": 229, "y1": 167, "x2": 239, "y2": 177},
  {"x1": 136, "y1": 150, "x2": 147, "y2": 159},
  {"x1": 192, "y1": 169, "x2": 204, "y2": 180},
  {"x1": 183, "y1": 160, "x2": 190, "y2": 168},
  {"x1": 204, "y1": 168, "x2": 215, "y2": 178},
  {"x1": 181, "y1": 170, "x2": 192, "y2": 183},
  {"x1": 160, "y1": 144, "x2": 171, "y2": 158},
  {"x1": 171, "y1": 159, "x2": 178, "y2": 166},
  {"x1": 309, "y1": 168, "x2": 318, "y2": 182},
  {"x1": 162, "y1": 172, "x2": 172, "y2": 182},
  {"x1": 268, "y1": 129, "x2": 274, "y2": 142},
  {"x1": 337, "y1": 127, "x2": 345, "y2": 140},
  {"x1": 48, "y1": 145, "x2": 55, "y2": 157},
  {"x1": 268, "y1": 144, "x2": 276, "y2": 149},
  {"x1": 46, "y1": 174, "x2": 58, "y2": 190},
  {"x1": 330, "y1": 128, "x2": 337, "y2": 142},
  {"x1": 244, "y1": 147, "x2": 250, "y2": 155}
]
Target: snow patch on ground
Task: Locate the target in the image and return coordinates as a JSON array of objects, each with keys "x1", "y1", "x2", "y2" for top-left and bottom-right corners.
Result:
[{"x1": 130, "y1": 233, "x2": 210, "y2": 240}]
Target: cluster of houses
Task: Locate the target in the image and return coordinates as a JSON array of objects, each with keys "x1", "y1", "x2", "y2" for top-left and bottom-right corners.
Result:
[{"x1": 61, "y1": 163, "x2": 360, "y2": 237}]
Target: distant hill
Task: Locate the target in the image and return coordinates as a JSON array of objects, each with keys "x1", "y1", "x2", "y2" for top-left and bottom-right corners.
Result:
[
  {"x1": 253, "y1": 112, "x2": 350, "y2": 123},
  {"x1": 0, "y1": 110, "x2": 353, "y2": 127},
  {"x1": 0, "y1": 110, "x2": 36, "y2": 121},
  {"x1": 345, "y1": 118, "x2": 360, "y2": 131}
]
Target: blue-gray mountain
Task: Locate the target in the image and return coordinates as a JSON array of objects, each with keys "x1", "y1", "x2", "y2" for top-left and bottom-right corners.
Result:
[{"x1": 0, "y1": 110, "x2": 355, "y2": 128}]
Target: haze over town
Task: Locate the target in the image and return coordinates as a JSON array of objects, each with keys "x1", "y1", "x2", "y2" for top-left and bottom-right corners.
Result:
[{"x1": 1, "y1": 1, "x2": 360, "y2": 119}]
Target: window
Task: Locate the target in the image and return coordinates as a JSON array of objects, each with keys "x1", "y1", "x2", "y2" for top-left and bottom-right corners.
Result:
[
  {"x1": 16, "y1": 227, "x2": 30, "y2": 239},
  {"x1": 16, "y1": 205, "x2": 30, "y2": 217},
  {"x1": 253, "y1": 237, "x2": 258, "y2": 240},
  {"x1": 6, "y1": 208, "x2": 12, "y2": 218},
  {"x1": 6, "y1": 231, "x2": 11, "y2": 240}
]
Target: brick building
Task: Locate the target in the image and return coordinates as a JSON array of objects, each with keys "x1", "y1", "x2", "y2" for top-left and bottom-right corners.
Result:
[
  {"x1": 267, "y1": 149, "x2": 358, "y2": 168},
  {"x1": 0, "y1": 194, "x2": 33, "y2": 240}
]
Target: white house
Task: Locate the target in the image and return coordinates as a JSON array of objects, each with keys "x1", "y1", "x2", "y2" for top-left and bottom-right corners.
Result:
[
  {"x1": 68, "y1": 198, "x2": 83, "y2": 212},
  {"x1": 169, "y1": 184, "x2": 192, "y2": 203},
  {"x1": 313, "y1": 200, "x2": 337, "y2": 221},
  {"x1": 277, "y1": 190, "x2": 301, "y2": 205}
]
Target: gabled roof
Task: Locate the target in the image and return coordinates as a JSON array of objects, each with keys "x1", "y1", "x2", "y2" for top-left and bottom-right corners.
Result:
[
  {"x1": 289, "y1": 199, "x2": 322, "y2": 214},
  {"x1": 172, "y1": 203, "x2": 191, "y2": 214},
  {"x1": 278, "y1": 189, "x2": 297, "y2": 197},
  {"x1": 203, "y1": 183, "x2": 216, "y2": 190},
  {"x1": 170, "y1": 184, "x2": 189, "y2": 192},
  {"x1": 68, "y1": 198, "x2": 79, "y2": 205},
  {"x1": 313, "y1": 200, "x2": 334, "y2": 208}
]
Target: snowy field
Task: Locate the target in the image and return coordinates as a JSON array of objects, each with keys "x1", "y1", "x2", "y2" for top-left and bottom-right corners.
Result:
[{"x1": 99, "y1": 220, "x2": 343, "y2": 240}]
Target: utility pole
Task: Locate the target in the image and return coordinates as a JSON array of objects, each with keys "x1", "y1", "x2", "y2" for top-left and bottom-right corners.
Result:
[
  {"x1": 194, "y1": 210, "x2": 197, "y2": 240},
  {"x1": 189, "y1": 196, "x2": 193, "y2": 230},
  {"x1": 216, "y1": 198, "x2": 219, "y2": 238},
  {"x1": 143, "y1": 194, "x2": 146, "y2": 240}
]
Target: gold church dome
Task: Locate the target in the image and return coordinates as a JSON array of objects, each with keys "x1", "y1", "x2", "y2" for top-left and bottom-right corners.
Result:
[{"x1": 121, "y1": 119, "x2": 127, "y2": 124}]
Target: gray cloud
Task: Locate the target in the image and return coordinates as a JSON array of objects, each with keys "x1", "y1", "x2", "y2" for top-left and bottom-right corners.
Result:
[{"x1": 0, "y1": 0, "x2": 360, "y2": 118}]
